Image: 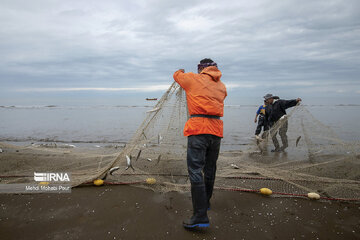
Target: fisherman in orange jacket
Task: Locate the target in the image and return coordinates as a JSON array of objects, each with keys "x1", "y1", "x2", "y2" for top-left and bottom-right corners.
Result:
[{"x1": 173, "y1": 58, "x2": 227, "y2": 229}]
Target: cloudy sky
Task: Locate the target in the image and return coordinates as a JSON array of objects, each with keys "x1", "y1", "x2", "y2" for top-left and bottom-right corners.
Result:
[{"x1": 0, "y1": 0, "x2": 359, "y2": 105}]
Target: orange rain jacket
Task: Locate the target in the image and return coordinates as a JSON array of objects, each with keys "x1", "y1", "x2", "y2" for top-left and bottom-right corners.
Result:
[{"x1": 173, "y1": 66, "x2": 227, "y2": 137}]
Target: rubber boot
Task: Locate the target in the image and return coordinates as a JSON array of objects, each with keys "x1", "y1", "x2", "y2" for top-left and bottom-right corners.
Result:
[
  {"x1": 205, "y1": 179, "x2": 215, "y2": 210},
  {"x1": 271, "y1": 148, "x2": 281, "y2": 152},
  {"x1": 279, "y1": 121, "x2": 288, "y2": 151},
  {"x1": 183, "y1": 184, "x2": 209, "y2": 229},
  {"x1": 279, "y1": 144, "x2": 288, "y2": 152},
  {"x1": 280, "y1": 138, "x2": 288, "y2": 151}
]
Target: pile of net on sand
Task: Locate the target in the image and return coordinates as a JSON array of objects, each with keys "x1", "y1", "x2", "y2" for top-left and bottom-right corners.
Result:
[
  {"x1": 1, "y1": 82, "x2": 359, "y2": 200},
  {"x1": 0, "y1": 143, "x2": 117, "y2": 187}
]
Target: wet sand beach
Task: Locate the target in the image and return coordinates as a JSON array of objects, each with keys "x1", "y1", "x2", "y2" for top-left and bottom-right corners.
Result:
[
  {"x1": 0, "y1": 131, "x2": 359, "y2": 240},
  {"x1": 0, "y1": 185, "x2": 359, "y2": 240}
]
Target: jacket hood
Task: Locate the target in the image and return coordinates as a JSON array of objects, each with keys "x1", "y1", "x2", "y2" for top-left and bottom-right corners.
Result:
[{"x1": 201, "y1": 66, "x2": 222, "y2": 82}]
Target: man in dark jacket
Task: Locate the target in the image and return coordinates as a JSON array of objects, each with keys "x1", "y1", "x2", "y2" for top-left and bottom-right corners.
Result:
[{"x1": 264, "y1": 94, "x2": 301, "y2": 152}]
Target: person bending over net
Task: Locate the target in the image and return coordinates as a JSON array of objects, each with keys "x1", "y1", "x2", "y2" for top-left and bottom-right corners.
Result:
[
  {"x1": 264, "y1": 93, "x2": 302, "y2": 152},
  {"x1": 173, "y1": 58, "x2": 227, "y2": 229}
]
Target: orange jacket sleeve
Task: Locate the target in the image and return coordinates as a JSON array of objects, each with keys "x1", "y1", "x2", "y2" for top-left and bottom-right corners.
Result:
[{"x1": 173, "y1": 70, "x2": 194, "y2": 91}]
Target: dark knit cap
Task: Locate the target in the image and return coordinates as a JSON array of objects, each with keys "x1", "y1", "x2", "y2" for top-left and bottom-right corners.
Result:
[
  {"x1": 198, "y1": 58, "x2": 218, "y2": 72},
  {"x1": 200, "y1": 58, "x2": 214, "y2": 64}
]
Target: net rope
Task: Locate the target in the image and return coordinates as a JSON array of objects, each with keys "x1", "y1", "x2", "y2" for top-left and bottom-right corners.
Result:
[
  {"x1": 1, "y1": 82, "x2": 359, "y2": 201},
  {"x1": 106, "y1": 82, "x2": 360, "y2": 200}
]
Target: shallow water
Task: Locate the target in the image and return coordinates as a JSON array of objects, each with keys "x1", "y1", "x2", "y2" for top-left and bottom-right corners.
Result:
[{"x1": 0, "y1": 105, "x2": 359, "y2": 150}]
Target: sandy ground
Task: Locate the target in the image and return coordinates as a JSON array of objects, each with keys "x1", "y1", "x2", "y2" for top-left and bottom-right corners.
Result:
[
  {"x1": 0, "y1": 185, "x2": 359, "y2": 240},
  {"x1": 0, "y1": 142, "x2": 359, "y2": 239}
]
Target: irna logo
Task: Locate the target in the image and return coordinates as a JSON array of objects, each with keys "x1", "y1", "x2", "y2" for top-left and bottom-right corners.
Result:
[{"x1": 34, "y1": 172, "x2": 70, "y2": 182}]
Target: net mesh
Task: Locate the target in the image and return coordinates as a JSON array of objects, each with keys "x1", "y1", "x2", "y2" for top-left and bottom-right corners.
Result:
[
  {"x1": 1, "y1": 82, "x2": 359, "y2": 200},
  {"x1": 0, "y1": 143, "x2": 118, "y2": 187},
  {"x1": 107, "y1": 83, "x2": 360, "y2": 200},
  {"x1": 107, "y1": 82, "x2": 190, "y2": 191}
]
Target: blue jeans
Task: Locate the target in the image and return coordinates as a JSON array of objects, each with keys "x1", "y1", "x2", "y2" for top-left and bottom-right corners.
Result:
[{"x1": 187, "y1": 134, "x2": 221, "y2": 204}]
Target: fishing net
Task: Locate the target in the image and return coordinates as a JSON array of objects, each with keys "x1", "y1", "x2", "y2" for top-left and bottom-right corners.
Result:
[
  {"x1": 0, "y1": 142, "x2": 118, "y2": 187},
  {"x1": 107, "y1": 82, "x2": 190, "y2": 191},
  {"x1": 1, "y1": 82, "x2": 359, "y2": 200},
  {"x1": 106, "y1": 82, "x2": 360, "y2": 200}
]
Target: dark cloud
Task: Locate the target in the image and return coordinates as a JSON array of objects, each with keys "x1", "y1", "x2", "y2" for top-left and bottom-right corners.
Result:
[{"x1": 0, "y1": 0, "x2": 359, "y2": 104}]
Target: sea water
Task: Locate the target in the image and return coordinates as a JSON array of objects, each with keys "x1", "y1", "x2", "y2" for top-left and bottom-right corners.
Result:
[{"x1": 0, "y1": 105, "x2": 359, "y2": 150}]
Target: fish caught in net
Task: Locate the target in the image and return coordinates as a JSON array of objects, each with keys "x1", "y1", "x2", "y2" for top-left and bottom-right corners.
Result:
[
  {"x1": 107, "y1": 83, "x2": 360, "y2": 200},
  {"x1": 0, "y1": 82, "x2": 359, "y2": 201}
]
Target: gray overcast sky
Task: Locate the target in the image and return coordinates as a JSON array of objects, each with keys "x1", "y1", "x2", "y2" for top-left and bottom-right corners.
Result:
[{"x1": 0, "y1": 0, "x2": 359, "y2": 105}]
